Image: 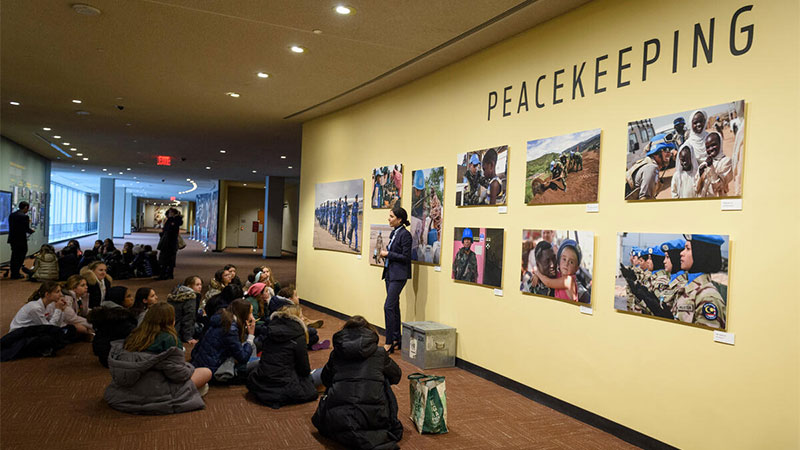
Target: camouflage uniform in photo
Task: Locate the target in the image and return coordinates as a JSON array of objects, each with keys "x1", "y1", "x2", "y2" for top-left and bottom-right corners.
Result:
[
  {"x1": 452, "y1": 247, "x2": 478, "y2": 283},
  {"x1": 673, "y1": 273, "x2": 726, "y2": 329}
]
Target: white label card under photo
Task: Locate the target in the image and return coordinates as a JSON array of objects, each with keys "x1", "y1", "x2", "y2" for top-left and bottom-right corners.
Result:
[
  {"x1": 721, "y1": 199, "x2": 743, "y2": 211},
  {"x1": 579, "y1": 305, "x2": 593, "y2": 315},
  {"x1": 585, "y1": 203, "x2": 599, "y2": 213},
  {"x1": 434, "y1": 266, "x2": 441, "y2": 272},
  {"x1": 498, "y1": 206, "x2": 508, "y2": 214},
  {"x1": 713, "y1": 331, "x2": 735, "y2": 345},
  {"x1": 493, "y1": 289, "x2": 503, "y2": 297}
]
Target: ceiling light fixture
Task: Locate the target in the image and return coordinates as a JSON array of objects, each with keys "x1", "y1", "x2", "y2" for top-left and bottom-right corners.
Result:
[
  {"x1": 226, "y1": 92, "x2": 240, "y2": 98},
  {"x1": 290, "y1": 45, "x2": 305, "y2": 53},
  {"x1": 205, "y1": 166, "x2": 211, "y2": 170},
  {"x1": 81, "y1": 169, "x2": 86, "y2": 172},
  {"x1": 220, "y1": 150, "x2": 226, "y2": 153},
  {"x1": 126, "y1": 168, "x2": 131, "y2": 171},
  {"x1": 257, "y1": 72, "x2": 269, "y2": 79},
  {"x1": 335, "y1": 5, "x2": 353, "y2": 15},
  {"x1": 70, "y1": 148, "x2": 77, "y2": 151},
  {"x1": 252, "y1": 170, "x2": 257, "y2": 173},
  {"x1": 82, "y1": 157, "x2": 89, "y2": 161},
  {"x1": 312, "y1": 29, "x2": 322, "y2": 34},
  {"x1": 280, "y1": 155, "x2": 286, "y2": 159},
  {"x1": 72, "y1": 3, "x2": 101, "y2": 16},
  {"x1": 53, "y1": 135, "x2": 61, "y2": 139},
  {"x1": 43, "y1": 127, "x2": 51, "y2": 131},
  {"x1": 72, "y1": 99, "x2": 82, "y2": 104},
  {"x1": 243, "y1": 183, "x2": 247, "y2": 186},
  {"x1": 9, "y1": 101, "x2": 20, "y2": 106},
  {"x1": 288, "y1": 166, "x2": 293, "y2": 169},
  {"x1": 118, "y1": 171, "x2": 123, "y2": 175},
  {"x1": 62, "y1": 142, "x2": 70, "y2": 145},
  {"x1": 76, "y1": 153, "x2": 83, "y2": 156},
  {"x1": 102, "y1": 168, "x2": 107, "y2": 171}
]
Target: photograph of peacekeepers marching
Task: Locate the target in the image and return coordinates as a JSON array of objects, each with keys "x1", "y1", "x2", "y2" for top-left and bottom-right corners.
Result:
[
  {"x1": 313, "y1": 179, "x2": 363, "y2": 254},
  {"x1": 525, "y1": 129, "x2": 601, "y2": 205},
  {"x1": 625, "y1": 100, "x2": 745, "y2": 200},
  {"x1": 368, "y1": 224, "x2": 395, "y2": 267},
  {"x1": 371, "y1": 164, "x2": 403, "y2": 209},
  {"x1": 409, "y1": 167, "x2": 444, "y2": 265},
  {"x1": 615, "y1": 233, "x2": 729, "y2": 330},
  {"x1": 455, "y1": 146, "x2": 508, "y2": 206},
  {"x1": 451, "y1": 227, "x2": 504, "y2": 289},
  {"x1": 520, "y1": 230, "x2": 593, "y2": 304}
]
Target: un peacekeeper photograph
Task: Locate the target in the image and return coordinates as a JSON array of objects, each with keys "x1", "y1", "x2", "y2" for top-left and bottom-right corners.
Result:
[
  {"x1": 452, "y1": 227, "x2": 505, "y2": 288},
  {"x1": 615, "y1": 232, "x2": 729, "y2": 330}
]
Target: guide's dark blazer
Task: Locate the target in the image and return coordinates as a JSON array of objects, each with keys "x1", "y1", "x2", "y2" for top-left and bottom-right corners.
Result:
[{"x1": 381, "y1": 226, "x2": 412, "y2": 281}]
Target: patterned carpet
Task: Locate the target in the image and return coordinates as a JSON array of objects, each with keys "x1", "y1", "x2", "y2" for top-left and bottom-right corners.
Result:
[{"x1": 0, "y1": 233, "x2": 637, "y2": 449}]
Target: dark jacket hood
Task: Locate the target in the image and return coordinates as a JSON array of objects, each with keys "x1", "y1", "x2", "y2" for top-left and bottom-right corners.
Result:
[
  {"x1": 107, "y1": 340, "x2": 182, "y2": 387},
  {"x1": 333, "y1": 327, "x2": 378, "y2": 360},
  {"x1": 88, "y1": 304, "x2": 136, "y2": 324},
  {"x1": 267, "y1": 311, "x2": 306, "y2": 343}
]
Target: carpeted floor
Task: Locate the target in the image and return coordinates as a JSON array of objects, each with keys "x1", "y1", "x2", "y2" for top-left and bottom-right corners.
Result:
[{"x1": 0, "y1": 233, "x2": 637, "y2": 449}]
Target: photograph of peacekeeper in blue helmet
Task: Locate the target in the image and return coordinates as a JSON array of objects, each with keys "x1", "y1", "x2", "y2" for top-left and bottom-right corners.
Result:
[
  {"x1": 520, "y1": 229, "x2": 593, "y2": 305},
  {"x1": 526, "y1": 129, "x2": 601, "y2": 205},
  {"x1": 313, "y1": 179, "x2": 364, "y2": 254},
  {"x1": 410, "y1": 167, "x2": 444, "y2": 265},
  {"x1": 371, "y1": 164, "x2": 402, "y2": 209},
  {"x1": 615, "y1": 232, "x2": 729, "y2": 330},
  {"x1": 455, "y1": 146, "x2": 508, "y2": 207},
  {"x1": 625, "y1": 100, "x2": 745, "y2": 200},
  {"x1": 451, "y1": 227, "x2": 504, "y2": 288}
]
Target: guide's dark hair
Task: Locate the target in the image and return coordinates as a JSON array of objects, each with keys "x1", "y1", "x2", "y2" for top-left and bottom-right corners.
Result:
[{"x1": 391, "y1": 205, "x2": 410, "y2": 227}]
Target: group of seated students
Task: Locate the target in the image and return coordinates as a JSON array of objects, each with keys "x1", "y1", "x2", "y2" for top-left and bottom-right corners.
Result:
[
  {"x1": 24, "y1": 239, "x2": 163, "y2": 283},
  {"x1": 2, "y1": 255, "x2": 405, "y2": 450}
]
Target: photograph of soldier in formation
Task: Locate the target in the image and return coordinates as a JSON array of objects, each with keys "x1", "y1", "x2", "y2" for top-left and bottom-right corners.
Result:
[
  {"x1": 625, "y1": 100, "x2": 745, "y2": 201},
  {"x1": 313, "y1": 179, "x2": 364, "y2": 254},
  {"x1": 410, "y1": 167, "x2": 444, "y2": 265},
  {"x1": 520, "y1": 229, "x2": 593, "y2": 304},
  {"x1": 615, "y1": 233, "x2": 729, "y2": 330},
  {"x1": 452, "y1": 227, "x2": 504, "y2": 288},
  {"x1": 525, "y1": 129, "x2": 600, "y2": 205},
  {"x1": 371, "y1": 164, "x2": 402, "y2": 209},
  {"x1": 368, "y1": 224, "x2": 394, "y2": 267},
  {"x1": 455, "y1": 146, "x2": 508, "y2": 206}
]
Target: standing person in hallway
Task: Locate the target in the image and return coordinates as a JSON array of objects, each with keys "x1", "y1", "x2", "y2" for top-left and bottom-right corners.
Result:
[
  {"x1": 379, "y1": 205, "x2": 411, "y2": 354},
  {"x1": 7, "y1": 201, "x2": 35, "y2": 279},
  {"x1": 157, "y1": 208, "x2": 182, "y2": 280}
]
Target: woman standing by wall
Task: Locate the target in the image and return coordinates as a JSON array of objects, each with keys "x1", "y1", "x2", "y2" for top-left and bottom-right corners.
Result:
[
  {"x1": 379, "y1": 205, "x2": 411, "y2": 353},
  {"x1": 157, "y1": 208, "x2": 183, "y2": 280}
]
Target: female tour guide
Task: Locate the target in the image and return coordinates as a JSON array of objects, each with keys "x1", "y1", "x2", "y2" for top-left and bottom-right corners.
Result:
[{"x1": 379, "y1": 205, "x2": 411, "y2": 353}]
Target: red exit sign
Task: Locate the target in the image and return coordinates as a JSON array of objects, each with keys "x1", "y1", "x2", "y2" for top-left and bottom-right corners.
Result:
[
  {"x1": 170, "y1": 196, "x2": 176, "y2": 201},
  {"x1": 157, "y1": 155, "x2": 171, "y2": 166}
]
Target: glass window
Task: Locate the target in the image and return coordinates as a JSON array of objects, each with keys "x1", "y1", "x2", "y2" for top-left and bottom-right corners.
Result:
[{"x1": 48, "y1": 182, "x2": 97, "y2": 242}]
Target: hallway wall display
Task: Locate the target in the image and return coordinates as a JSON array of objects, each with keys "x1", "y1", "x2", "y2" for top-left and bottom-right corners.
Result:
[
  {"x1": 371, "y1": 164, "x2": 403, "y2": 209},
  {"x1": 521, "y1": 229, "x2": 594, "y2": 304},
  {"x1": 452, "y1": 227, "x2": 504, "y2": 288},
  {"x1": 525, "y1": 130, "x2": 601, "y2": 205},
  {"x1": 625, "y1": 100, "x2": 745, "y2": 201},
  {"x1": 615, "y1": 232, "x2": 730, "y2": 330},
  {"x1": 313, "y1": 179, "x2": 363, "y2": 254},
  {"x1": 368, "y1": 224, "x2": 394, "y2": 267},
  {"x1": 195, "y1": 187, "x2": 219, "y2": 249},
  {"x1": 410, "y1": 167, "x2": 444, "y2": 265},
  {"x1": 455, "y1": 146, "x2": 508, "y2": 206}
]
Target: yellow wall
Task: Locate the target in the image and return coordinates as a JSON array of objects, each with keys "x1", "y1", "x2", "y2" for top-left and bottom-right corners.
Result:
[{"x1": 297, "y1": 1, "x2": 799, "y2": 448}]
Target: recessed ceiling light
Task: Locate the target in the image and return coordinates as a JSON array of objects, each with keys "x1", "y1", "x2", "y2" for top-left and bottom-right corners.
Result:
[
  {"x1": 9, "y1": 101, "x2": 20, "y2": 106},
  {"x1": 102, "y1": 168, "x2": 107, "y2": 171},
  {"x1": 126, "y1": 168, "x2": 131, "y2": 171},
  {"x1": 53, "y1": 135, "x2": 61, "y2": 139},
  {"x1": 252, "y1": 170, "x2": 257, "y2": 173},
  {"x1": 225, "y1": 92, "x2": 240, "y2": 98},
  {"x1": 82, "y1": 157, "x2": 89, "y2": 161},
  {"x1": 312, "y1": 29, "x2": 322, "y2": 34},
  {"x1": 118, "y1": 172, "x2": 123, "y2": 175},
  {"x1": 205, "y1": 166, "x2": 211, "y2": 170},
  {"x1": 81, "y1": 169, "x2": 86, "y2": 172},
  {"x1": 280, "y1": 155, "x2": 286, "y2": 159},
  {"x1": 220, "y1": 150, "x2": 226, "y2": 153},
  {"x1": 72, "y1": 99, "x2": 82, "y2": 104},
  {"x1": 76, "y1": 153, "x2": 83, "y2": 156},
  {"x1": 70, "y1": 147, "x2": 77, "y2": 151},
  {"x1": 186, "y1": 178, "x2": 191, "y2": 181},
  {"x1": 288, "y1": 166, "x2": 293, "y2": 169},
  {"x1": 62, "y1": 142, "x2": 70, "y2": 145},
  {"x1": 335, "y1": 5, "x2": 353, "y2": 15},
  {"x1": 43, "y1": 127, "x2": 51, "y2": 131},
  {"x1": 257, "y1": 72, "x2": 269, "y2": 79},
  {"x1": 290, "y1": 45, "x2": 305, "y2": 53},
  {"x1": 243, "y1": 183, "x2": 247, "y2": 186}
]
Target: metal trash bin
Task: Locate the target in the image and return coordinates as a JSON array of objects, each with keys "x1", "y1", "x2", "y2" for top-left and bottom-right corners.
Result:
[{"x1": 401, "y1": 321, "x2": 456, "y2": 369}]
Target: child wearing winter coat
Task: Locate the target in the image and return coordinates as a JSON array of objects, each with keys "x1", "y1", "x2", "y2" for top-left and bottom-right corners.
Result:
[
  {"x1": 88, "y1": 286, "x2": 138, "y2": 367},
  {"x1": 44, "y1": 274, "x2": 93, "y2": 338},
  {"x1": 31, "y1": 244, "x2": 59, "y2": 281},
  {"x1": 246, "y1": 305, "x2": 318, "y2": 409},
  {"x1": 191, "y1": 299, "x2": 256, "y2": 384},
  {"x1": 104, "y1": 303, "x2": 211, "y2": 415},
  {"x1": 167, "y1": 276, "x2": 202, "y2": 344},
  {"x1": 311, "y1": 316, "x2": 403, "y2": 450}
]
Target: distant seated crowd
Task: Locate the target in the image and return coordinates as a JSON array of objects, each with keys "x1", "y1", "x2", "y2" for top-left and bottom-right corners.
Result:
[
  {"x1": 21, "y1": 238, "x2": 167, "y2": 283},
  {"x1": 1, "y1": 244, "x2": 405, "y2": 450}
]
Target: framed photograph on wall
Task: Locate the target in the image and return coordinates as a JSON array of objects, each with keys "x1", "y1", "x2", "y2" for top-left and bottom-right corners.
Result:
[
  {"x1": 410, "y1": 167, "x2": 444, "y2": 265},
  {"x1": 368, "y1": 224, "x2": 394, "y2": 267},
  {"x1": 371, "y1": 164, "x2": 402, "y2": 209},
  {"x1": 313, "y1": 179, "x2": 364, "y2": 254},
  {"x1": 452, "y1": 227, "x2": 504, "y2": 288},
  {"x1": 615, "y1": 232, "x2": 729, "y2": 330},
  {"x1": 625, "y1": 100, "x2": 745, "y2": 201},
  {"x1": 525, "y1": 129, "x2": 601, "y2": 205},
  {"x1": 520, "y1": 229, "x2": 594, "y2": 304},
  {"x1": 455, "y1": 146, "x2": 508, "y2": 206}
]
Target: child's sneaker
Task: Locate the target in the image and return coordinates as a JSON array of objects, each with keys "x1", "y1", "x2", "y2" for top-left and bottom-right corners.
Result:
[{"x1": 311, "y1": 340, "x2": 331, "y2": 351}]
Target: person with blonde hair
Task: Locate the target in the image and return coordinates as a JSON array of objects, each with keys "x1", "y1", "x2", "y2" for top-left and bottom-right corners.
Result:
[
  {"x1": 81, "y1": 261, "x2": 112, "y2": 308},
  {"x1": 43, "y1": 274, "x2": 93, "y2": 337},
  {"x1": 104, "y1": 303, "x2": 211, "y2": 414},
  {"x1": 246, "y1": 305, "x2": 318, "y2": 408}
]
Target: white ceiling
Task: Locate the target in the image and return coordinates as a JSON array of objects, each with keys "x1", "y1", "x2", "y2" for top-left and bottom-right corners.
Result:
[{"x1": 1, "y1": 0, "x2": 590, "y2": 200}]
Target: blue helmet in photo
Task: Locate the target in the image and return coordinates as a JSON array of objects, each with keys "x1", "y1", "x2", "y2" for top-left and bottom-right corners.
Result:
[
  {"x1": 413, "y1": 170, "x2": 425, "y2": 190},
  {"x1": 461, "y1": 228, "x2": 474, "y2": 242},
  {"x1": 469, "y1": 154, "x2": 481, "y2": 166},
  {"x1": 683, "y1": 234, "x2": 725, "y2": 247},
  {"x1": 647, "y1": 246, "x2": 665, "y2": 257},
  {"x1": 647, "y1": 141, "x2": 676, "y2": 157},
  {"x1": 558, "y1": 239, "x2": 582, "y2": 265},
  {"x1": 673, "y1": 117, "x2": 686, "y2": 125},
  {"x1": 661, "y1": 239, "x2": 686, "y2": 253}
]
